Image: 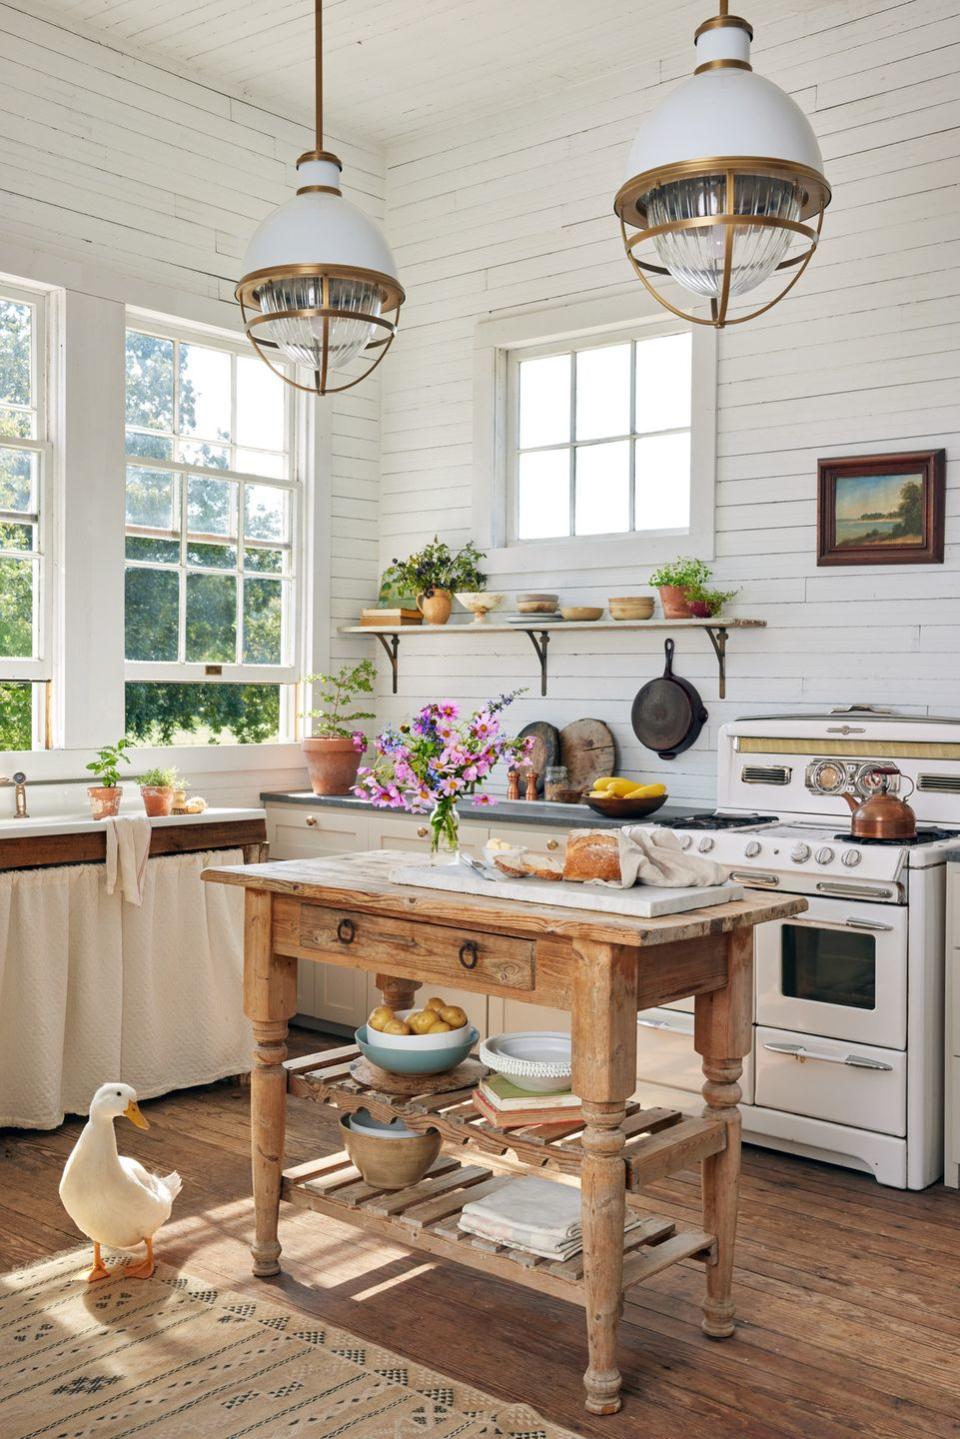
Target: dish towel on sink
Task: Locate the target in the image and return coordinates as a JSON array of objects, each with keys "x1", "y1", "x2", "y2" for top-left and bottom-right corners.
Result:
[{"x1": 104, "y1": 814, "x2": 152, "y2": 906}]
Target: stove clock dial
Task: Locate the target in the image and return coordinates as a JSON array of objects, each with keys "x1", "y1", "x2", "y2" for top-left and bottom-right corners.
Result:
[
  {"x1": 790, "y1": 843, "x2": 811, "y2": 863},
  {"x1": 815, "y1": 846, "x2": 835, "y2": 865},
  {"x1": 744, "y1": 840, "x2": 762, "y2": 858},
  {"x1": 698, "y1": 837, "x2": 714, "y2": 854},
  {"x1": 841, "y1": 849, "x2": 862, "y2": 867},
  {"x1": 678, "y1": 834, "x2": 693, "y2": 851}
]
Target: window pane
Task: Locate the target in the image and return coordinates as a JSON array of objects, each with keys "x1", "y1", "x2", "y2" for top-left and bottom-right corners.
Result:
[
  {"x1": 0, "y1": 447, "x2": 35, "y2": 513},
  {"x1": 178, "y1": 439, "x2": 229, "y2": 470},
  {"x1": 187, "y1": 476, "x2": 235, "y2": 537},
  {"x1": 0, "y1": 681, "x2": 32, "y2": 749},
  {"x1": 576, "y1": 344, "x2": 631, "y2": 442},
  {"x1": 186, "y1": 541, "x2": 237, "y2": 569},
  {"x1": 518, "y1": 354, "x2": 570, "y2": 449},
  {"x1": 245, "y1": 546, "x2": 284, "y2": 573},
  {"x1": 126, "y1": 466, "x2": 176, "y2": 529},
  {"x1": 634, "y1": 432, "x2": 691, "y2": 530},
  {"x1": 0, "y1": 557, "x2": 34, "y2": 657},
  {"x1": 185, "y1": 572, "x2": 236, "y2": 662},
  {"x1": 178, "y1": 342, "x2": 231, "y2": 443},
  {"x1": 125, "y1": 681, "x2": 281, "y2": 745},
  {"x1": 243, "y1": 577, "x2": 283, "y2": 664},
  {"x1": 0, "y1": 300, "x2": 32, "y2": 408},
  {"x1": 126, "y1": 331, "x2": 174, "y2": 431},
  {"x1": 0, "y1": 521, "x2": 34, "y2": 551},
  {"x1": 126, "y1": 431, "x2": 174, "y2": 462},
  {"x1": 517, "y1": 449, "x2": 569, "y2": 540},
  {"x1": 575, "y1": 441, "x2": 631, "y2": 536},
  {"x1": 244, "y1": 484, "x2": 287, "y2": 542},
  {"x1": 126, "y1": 536, "x2": 179, "y2": 563},
  {"x1": 635, "y1": 333, "x2": 692, "y2": 433},
  {"x1": 235, "y1": 448, "x2": 286, "y2": 479},
  {"x1": 125, "y1": 567, "x2": 179, "y2": 661},
  {"x1": 0, "y1": 406, "x2": 34, "y2": 439},
  {"x1": 236, "y1": 356, "x2": 285, "y2": 451}
]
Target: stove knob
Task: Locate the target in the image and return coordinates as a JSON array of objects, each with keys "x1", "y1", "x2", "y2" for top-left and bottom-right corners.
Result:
[
  {"x1": 790, "y1": 843, "x2": 811, "y2": 863},
  {"x1": 744, "y1": 840, "x2": 762, "y2": 858},
  {"x1": 698, "y1": 837, "x2": 715, "y2": 854},
  {"x1": 679, "y1": 834, "x2": 693, "y2": 851},
  {"x1": 841, "y1": 848, "x2": 861, "y2": 867},
  {"x1": 815, "y1": 846, "x2": 835, "y2": 865}
]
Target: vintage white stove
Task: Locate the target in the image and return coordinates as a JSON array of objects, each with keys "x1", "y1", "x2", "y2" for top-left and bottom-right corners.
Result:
[{"x1": 634, "y1": 706, "x2": 959, "y2": 1189}]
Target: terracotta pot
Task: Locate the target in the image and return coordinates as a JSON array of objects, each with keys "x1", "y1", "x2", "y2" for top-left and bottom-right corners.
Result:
[
  {"x1": 339, "y1": 1115, "x2": 441, "y2": 1190},
  {"x1": 658, "y1": 584, "x2": 694, "y2": 619},
  {"x1": 303, "y1": 737, "x2": 362, "y2": 796},
  {"x1": 141, "y1": 785, "x2": 174, "y2": 817},
  {"x1": 417, "y1": 589, "x2": 453, "y2": 625},
  {"x1": 88, "y1": 786, "x2": 122, "y2": 819}
]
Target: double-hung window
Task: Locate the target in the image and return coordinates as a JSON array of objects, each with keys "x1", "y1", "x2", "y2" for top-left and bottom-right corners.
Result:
[
  {"x1": 123, "y1": 319, "x2": 300, "y2": 745},
  {"x1": 0, "y1": 283, "x2": 51, "y2": 750}
]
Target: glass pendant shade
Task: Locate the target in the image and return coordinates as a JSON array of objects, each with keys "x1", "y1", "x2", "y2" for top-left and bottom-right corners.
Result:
[{"x1": 255, "y1": 275, "x2": 383, "y2": 369}]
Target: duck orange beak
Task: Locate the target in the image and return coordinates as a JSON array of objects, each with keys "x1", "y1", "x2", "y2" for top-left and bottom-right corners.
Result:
[{"x1": 124, "y1": 1100, "x2": 149, "y2": 1130}]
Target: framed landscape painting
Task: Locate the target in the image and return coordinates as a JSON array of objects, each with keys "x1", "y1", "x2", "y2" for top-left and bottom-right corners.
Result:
[{"x1": 817, "y1": 450, "x2": 945, "y2": 566}]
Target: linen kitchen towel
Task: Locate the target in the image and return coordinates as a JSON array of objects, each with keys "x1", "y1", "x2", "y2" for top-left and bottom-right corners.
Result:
[
  {"x1": 104, "y1": 814, "x2": 152, "y2": 905},
  {"x1": 579, "y1": 825, "x2": 728, "y2": 889}
]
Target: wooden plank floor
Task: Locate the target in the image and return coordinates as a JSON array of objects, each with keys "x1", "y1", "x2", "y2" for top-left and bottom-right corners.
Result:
[{"x1": 2, "y1": 1028, "x2": 959, "y2": 1438}]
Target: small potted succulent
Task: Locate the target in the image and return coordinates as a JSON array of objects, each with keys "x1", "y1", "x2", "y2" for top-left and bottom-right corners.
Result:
[
  {"x1": 302, "y1": 659, "x2": 376, "y2": 796},
  {"x1": 648, "y1": 557, "x2": 738, "y2": 619},
  {"x1": 86, "y1": 737, "x2": 132, "y2": 819},
  {"x1": 381, "y1": 537, "x2": 486, "y2": 626},
  {"x1": 139, "y1": 765, "x2": 180, "y2": 817}
]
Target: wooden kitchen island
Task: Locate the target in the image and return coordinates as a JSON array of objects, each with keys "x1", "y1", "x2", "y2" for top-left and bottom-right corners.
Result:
[{"x1": 203, "y1": 851, "x2": 805, "y2": 1416}]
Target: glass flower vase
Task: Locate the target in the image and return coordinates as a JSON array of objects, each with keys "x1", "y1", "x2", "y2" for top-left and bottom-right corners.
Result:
[{"x1": 429, "y1": 800, "x2": 460, "y2": 865}]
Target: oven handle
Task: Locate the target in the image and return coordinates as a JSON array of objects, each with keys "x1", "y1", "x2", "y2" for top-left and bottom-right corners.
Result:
[
  {"x1": 815, "y1": 882, "x2": 894, "y2": 900},
  {"x1": 762, "y1": 1040, "x2": 893, "y2": 1071},
  {"x1": 730, "y1": 870, "x2": 779, "y2": 886},
  {"x1": 782, "y1": 914, "x2": 895, "y2": 933},
  {"x1": 843, "y1": 917, "x2": 894, "y2": 932}
]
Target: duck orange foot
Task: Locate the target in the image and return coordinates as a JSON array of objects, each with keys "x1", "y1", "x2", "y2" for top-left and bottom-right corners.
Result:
[
  {"x1": 86, "y1": 1242, "x2": 111, "y2": 1283},
  {"x1": 123, "y1": 1238, "x2": 155, "y2": 1280}
]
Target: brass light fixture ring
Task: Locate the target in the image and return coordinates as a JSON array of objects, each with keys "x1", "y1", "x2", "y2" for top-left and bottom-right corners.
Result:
[
  {"x1": 693, "y1": 14, "x2": 753, "y2": 41},
  {"x1": 296, "y1": 184, "x2": 342, "y2": 196},
  {"x1": 296, "y1": 148, "x2": 343, "y2": 169},
  {"x1": 614, "y1": 156, "x2": 831, "y2": 225},
  {"x1": 243, "y1": 324, "x2": 398, "y2": 396},
  {"x1": 693, "y1": 58, "x2": 752, "y2": 74},
  {"x1": 246, "y1": 307, "x2": 396, "y2": 336},
  {"x1": 624, "y1": 212, "x2": 819, "y2": 250},
  {"x1": 235, "y1": 263, "x2": 405, "y2": 316}
]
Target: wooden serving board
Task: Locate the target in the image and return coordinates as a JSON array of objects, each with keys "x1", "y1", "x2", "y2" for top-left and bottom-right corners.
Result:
[
  {"x1": 389, "y1": 864, "x2": 743, "y2": 918},
  {"x1": 560, "y1": 719, "x2": 616, "y2": 793}
]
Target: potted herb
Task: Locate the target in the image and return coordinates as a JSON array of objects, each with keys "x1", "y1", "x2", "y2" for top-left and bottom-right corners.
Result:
[
  {"x1": 302, "y1": 659, "x2": 376, "y2": 795},
  {"x1": 139, "y1": 765, "x2": 180, "y2": 818},
  {"x1": 86, "y1": 737, "x2": 133, "y2": 819},
  {"x1": 381, "y1": 537, "x2": 486, "y2": 626},
  {"x1": 649, "y1": 557, "x2": 715, "y2": 619},
  {"x1": 684, "y1": 581, "x2": 740, "y2": 618}
]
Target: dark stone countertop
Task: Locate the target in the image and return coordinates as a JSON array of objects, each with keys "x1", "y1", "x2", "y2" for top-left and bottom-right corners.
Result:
[{"x1": 259, "y1": 790, "x2": 703, "y2": 830}]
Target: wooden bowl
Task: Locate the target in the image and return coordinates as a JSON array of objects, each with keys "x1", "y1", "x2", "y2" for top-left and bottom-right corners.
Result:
[
  {"x1": 340, "y1": 1114, "x2": 441, "y2": 1189},
  {"x1": 585, "y1": 793, "x2": 667, "y2": 820},
  {"x1": 609, "y1": 596, "x2": 654, "y2": 621},
  {"x1": 560, "y1": 606, "x2": 604, "y2": 622}
]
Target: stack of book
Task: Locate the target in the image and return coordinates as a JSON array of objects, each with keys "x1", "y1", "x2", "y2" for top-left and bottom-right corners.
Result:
[
  {"x1": 472, "y1": 1074, "x2": 582, "y2": 1129},
  {"x1": 359, "y1": 607, "x2": 422, "y2": 626}
]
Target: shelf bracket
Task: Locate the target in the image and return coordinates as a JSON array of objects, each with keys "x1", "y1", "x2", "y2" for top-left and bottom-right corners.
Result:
[
  {"x1": 373, "y1": 633, "x2": 401, "y2": 694},
  {"x1": 523, "y1": 629, "x2": 550, "y2": 696},
  {"x1": 705, "y1": 626, "x2": 728, "y2": 699}
]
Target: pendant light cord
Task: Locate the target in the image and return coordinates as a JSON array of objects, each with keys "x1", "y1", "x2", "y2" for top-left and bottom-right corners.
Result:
[{"x1": 315, "y1": 0, "x2": 323, "y2": 152}]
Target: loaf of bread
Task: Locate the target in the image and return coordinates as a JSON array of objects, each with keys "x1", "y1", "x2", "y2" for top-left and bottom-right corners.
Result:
[
  {"x1": 562, "y1": 831, "x2": 621, "y2": 884},
  {"x1": 493, "y1": 851, "x2": 563, "y2": 881}
]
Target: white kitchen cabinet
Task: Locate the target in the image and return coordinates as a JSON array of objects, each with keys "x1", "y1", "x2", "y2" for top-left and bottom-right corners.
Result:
[
  {"x1": 265, "y1": 803, "x2": 368, "y2": 861},
  {"x1": 945, "y1": 863, "x2": 960, "y2": 1186}
]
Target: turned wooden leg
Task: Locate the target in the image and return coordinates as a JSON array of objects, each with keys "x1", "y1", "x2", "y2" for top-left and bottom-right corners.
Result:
[
  {"x1": 694, "y1": 926, "x2": 753, "y2": 1339},
  {"x1": 243, "y1": 890, "x2": 297, "y2": 1279},
  {"x1": 375, "y1": 972, "x2": 422, "y2": 1013},
  {"x1": 572, "y1": 940, "x2": 638, "y2": 1416}
]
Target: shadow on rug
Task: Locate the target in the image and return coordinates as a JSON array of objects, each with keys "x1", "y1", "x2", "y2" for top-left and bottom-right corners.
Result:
[{"x1": 1, "y1": 1248, "x2": 579, "y2": 1439}]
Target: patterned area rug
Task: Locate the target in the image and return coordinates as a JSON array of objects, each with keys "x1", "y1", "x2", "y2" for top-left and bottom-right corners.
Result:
[{"x1": 1, "y1": 1248, "x2": 577, "y2": 1439}]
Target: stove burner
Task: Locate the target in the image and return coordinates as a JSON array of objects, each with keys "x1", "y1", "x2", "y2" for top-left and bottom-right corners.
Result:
[
  {"x1": 653, "y1": 812, "x2": 778, "y2": 831},
  {"x1": 833, "y1": 828, "x2": 955, "y2": 847}
]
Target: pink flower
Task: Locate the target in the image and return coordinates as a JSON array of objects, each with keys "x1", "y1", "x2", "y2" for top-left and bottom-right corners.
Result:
[
  {"x1": 472, "y1": 793, "x2": 496, "y2": 806},
  {"x1": 351, "y1": 730, "x2": 366, "y2": 752},
  {"x1": 463, "y1": 764, "x2": 478, "y2": 782},
  {"x1": 437, "y1": 700, "x2": 459, "y2": 719}
]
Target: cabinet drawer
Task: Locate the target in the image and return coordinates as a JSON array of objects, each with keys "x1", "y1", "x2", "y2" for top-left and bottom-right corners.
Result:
[
  {"x1": 299, "y1": 904, "x2": 535, "y2": 992},
  {"x1": 755, "y1": 1025, "x2": 906, "y2": 1136}
]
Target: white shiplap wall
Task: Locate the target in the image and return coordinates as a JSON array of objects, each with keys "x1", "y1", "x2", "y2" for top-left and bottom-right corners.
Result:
[
  {"x1": 376, "y1": 0, "x2": 960, "y2": 807},
  {"x1": 0, "y1": 1, "x2": 385, "y2": 800}
]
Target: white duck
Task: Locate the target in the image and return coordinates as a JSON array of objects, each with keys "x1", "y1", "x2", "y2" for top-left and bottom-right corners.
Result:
[{"x1": 59, "y1": 1082, "x2": 182, "y2": 1282}]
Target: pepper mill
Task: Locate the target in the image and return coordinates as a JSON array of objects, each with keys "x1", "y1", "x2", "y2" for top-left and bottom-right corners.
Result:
[
  {"x1": 507, "y1": 769, "x2": 521, "y2": 801},
  {"x1": 525, "y1": 769, "x2": 539, "y2": 802}
]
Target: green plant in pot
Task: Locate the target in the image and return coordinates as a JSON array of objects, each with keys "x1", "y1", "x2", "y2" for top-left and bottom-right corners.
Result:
[
  {"x1": 86, "y1": 737, "x2": 133, "y2": 819},
  {"x1": 683, "y1": 580, "x2": 740, "y2": 618},
  {"x1": 139, "y1": 765, "x2": 180, "y2": 818},
  {"x1": 301, "y1": 660, "x2": 376, "y2": 796},
  {"x1": 649, "y1": 557, "x2": 737, "y2": 619},
  {"x1": 382, "y1": 537, "x2": 486, "y2": 626}
]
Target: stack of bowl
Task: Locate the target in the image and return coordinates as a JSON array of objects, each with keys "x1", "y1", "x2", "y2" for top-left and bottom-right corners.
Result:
[{"x1": 340, "y1": 1109, "x2": 441, "y2": 1189}]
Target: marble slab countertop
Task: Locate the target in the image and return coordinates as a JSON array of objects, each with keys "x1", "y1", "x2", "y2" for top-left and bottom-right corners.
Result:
[{"x1": 259, "y1": 790, "x2": 703, "y2": 831}]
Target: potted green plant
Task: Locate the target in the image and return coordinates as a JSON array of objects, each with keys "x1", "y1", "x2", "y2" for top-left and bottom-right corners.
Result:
[
  {"x1": 649, "y1": 557, "x2": 715, "y2": 619},
  {"x1": 684, "y1": 581, "x2": 740, "y2": 618},
  {"x1": 302, "y1": 659, "x2": 376, "y2": 795},
  {"x1": 139, "y1": 765, "x2": 180, "y2": 818},
  {"x1": 381, "y1": 537, "x2": 486, "y2": 626},
  {"x1": 86, "y1": 737, "x2": 133, "y2": 819}
]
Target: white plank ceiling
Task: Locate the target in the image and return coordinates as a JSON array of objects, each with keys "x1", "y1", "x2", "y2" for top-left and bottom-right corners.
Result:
[{"x1": 32, "y1": 0, "x2": 715, "y2": 144}]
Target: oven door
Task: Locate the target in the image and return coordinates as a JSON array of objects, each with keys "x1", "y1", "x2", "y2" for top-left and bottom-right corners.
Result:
[{"x1": 755, "y1": 896, "x2": 907, "y2": 1049}]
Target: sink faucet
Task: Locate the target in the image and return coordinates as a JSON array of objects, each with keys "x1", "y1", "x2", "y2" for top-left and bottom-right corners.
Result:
[{"x1": 0, "y1": 771, "x2": 28, "y2": 818}]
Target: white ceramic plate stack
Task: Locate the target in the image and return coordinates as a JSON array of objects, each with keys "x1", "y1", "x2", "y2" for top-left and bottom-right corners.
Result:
[{"x1": 479, "y1": 1032, "x2": 573, "y2": 1093}]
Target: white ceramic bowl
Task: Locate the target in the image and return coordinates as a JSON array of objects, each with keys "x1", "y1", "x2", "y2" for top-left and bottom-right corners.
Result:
[
  {"x1": 479, "y1": 1032, "x2": 573, "y2": 1093},
  {"x1": 347, "y1": 1108, "x2": 419, "y2": 1141},
  {"x1": 367, "y1": 1007, "x2": 472, "y2": 1052}
]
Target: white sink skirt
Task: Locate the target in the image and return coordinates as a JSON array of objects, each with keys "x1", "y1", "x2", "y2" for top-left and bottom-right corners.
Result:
[{"x1": 0, "y1": 848, "x2": 251, "y2": 1128}]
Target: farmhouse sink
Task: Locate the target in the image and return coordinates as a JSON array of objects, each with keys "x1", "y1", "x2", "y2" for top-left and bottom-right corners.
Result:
[{"x1": 0, "y1": 807, "x2": 265, "y2": 840}]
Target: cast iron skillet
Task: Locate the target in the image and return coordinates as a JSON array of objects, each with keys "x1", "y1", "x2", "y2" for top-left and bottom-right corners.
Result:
[{"x1": 631, "y1": 638, "x2": 708, "y2": 760}]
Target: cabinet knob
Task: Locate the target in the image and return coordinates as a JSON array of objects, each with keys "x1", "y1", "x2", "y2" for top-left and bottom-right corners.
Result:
[
  {"x1": 546, "y1": 839, "x2": 559, "y2": 851},
  {"x1": 416, "y1": 826, "x2": 428, "y2": 838},
  {"x1": 305, "y1": 814, "x2": 318, "y2": 828}
]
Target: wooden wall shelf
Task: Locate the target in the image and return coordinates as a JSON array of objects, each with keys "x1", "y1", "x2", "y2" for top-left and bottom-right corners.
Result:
[{"x1": 340, "y1": 617, "x2": 765, "y2": 699}]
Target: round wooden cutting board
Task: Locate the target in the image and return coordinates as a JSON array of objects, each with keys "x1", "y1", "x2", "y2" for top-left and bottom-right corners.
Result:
[
  {"x1": 517, "y1": 721, "x2": 560, "y2": 794},
  {"x1": 560, "y1": 718, "x2": 617, "y2": 793}
]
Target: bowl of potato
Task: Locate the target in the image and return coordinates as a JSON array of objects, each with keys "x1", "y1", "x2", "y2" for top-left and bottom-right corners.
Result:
[{"x1": 356, "y1": 995, "x2": 478, "y2": 1075}]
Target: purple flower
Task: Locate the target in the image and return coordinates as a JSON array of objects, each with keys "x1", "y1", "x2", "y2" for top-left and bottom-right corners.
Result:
[
  {"x1": 351, "y1": 731, "x2": 366, "y2": 753},
  {"x1": 472, "y1": 793, "x2": 496, "y2": 806}
]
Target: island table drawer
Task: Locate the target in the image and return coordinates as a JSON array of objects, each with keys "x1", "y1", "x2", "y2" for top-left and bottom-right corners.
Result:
[{"x1": 297, "y1": 905, "x2": 536, "y2": 991}]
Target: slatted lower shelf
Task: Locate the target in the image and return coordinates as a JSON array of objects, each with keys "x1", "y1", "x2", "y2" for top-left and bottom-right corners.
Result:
[
  {"x1": 282, "y1": 1150, "x2": 715, "y2": 1306},
  {"x1": 285, "y1": 1043, "x2": 726, "y2": 1193}
]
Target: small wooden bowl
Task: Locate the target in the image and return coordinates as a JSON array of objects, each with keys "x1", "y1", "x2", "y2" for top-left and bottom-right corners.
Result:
[
  {"x1": 585, "y1": 793, "x2": 667, "y2": 820},
  {"x1": 560, "y1": 606, "x2": 604, "y2": 622},
  {"x1": 609, "y1": 596, "x2": 654, "y2": 621},
  {"x1": 340, "y1": 1114, "x2": 441, "y2": 1190}
]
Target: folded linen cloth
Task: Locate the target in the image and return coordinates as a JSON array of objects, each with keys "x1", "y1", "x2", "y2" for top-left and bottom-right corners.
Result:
[
  {"x1": 584, "y1": 825, "x2": 728, "y2": 890},
  {"x1": 461, "y1": 1176, "x2": 583, "y2": 1244},
  {"x1": 104, "y1": 814, "x2": 152, "y2": 906}
]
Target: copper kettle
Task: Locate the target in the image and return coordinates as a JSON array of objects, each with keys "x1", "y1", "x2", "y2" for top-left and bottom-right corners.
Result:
[{"x1": 841, "y1": 766, "x2": 917, "y2": 840}]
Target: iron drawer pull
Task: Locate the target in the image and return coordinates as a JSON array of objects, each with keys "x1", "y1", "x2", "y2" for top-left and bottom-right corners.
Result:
[
  {"x1": 336, "y1": 918, "x2": 356, "y2": 945},
  {"x1": 459, "y1": 940, "x2": 479, "y2": 970},
  {"x1": 762, "y1": 1040, "x2": 892, "y2": 1071}
]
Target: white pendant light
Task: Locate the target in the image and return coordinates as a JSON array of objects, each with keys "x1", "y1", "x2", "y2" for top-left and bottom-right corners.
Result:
[
  {"x1": 613, "y1": 2, "x2": 830, "y2": 327},
  {"x1": 236, "y1": 0, "x2": 404, "y2": 393}
]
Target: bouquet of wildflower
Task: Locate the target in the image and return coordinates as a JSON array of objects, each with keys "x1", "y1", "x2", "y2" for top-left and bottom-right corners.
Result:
[{"x1": 354, "y1": 691, "x2": 532, "y2": 858}]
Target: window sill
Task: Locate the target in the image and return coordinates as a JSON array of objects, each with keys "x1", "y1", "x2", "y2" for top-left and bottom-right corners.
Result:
[
  {"x1": 480, "y1": 526, "x2": 714, "y2": 577},
  {"x1": 0, "y1": 740, "x2": 307, "y2": 778}
]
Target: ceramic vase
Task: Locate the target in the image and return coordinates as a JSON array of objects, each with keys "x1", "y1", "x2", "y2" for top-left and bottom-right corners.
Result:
[{"x1": 417, "y1": 589, "x2": 453, "y2": 625}]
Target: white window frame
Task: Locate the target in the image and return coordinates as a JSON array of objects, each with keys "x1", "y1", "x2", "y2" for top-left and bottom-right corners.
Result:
[
  {"x1": 473, "y1": 291, "x2": 717, "y2": 576},
  {"x1": 123, "y1": 312, "x2": 302, "y2": 694}
]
